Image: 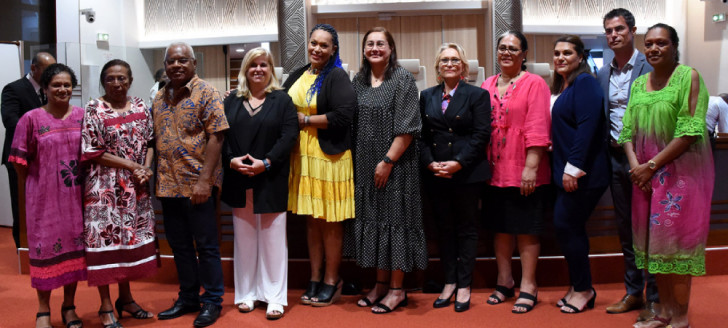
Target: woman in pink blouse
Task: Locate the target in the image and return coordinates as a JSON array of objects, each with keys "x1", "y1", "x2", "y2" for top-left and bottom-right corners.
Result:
[{"x1": 481, "y1": 30, "x2": 551, "y2": 314}]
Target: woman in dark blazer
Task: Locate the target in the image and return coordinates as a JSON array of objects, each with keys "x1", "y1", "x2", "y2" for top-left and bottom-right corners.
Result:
[
  {"x1": 550, "y1": 35, "x2": 609, "y2": 314},
  {"x1": 282, "y1": 23, "x2": 357, "y2": 307},
  {"x1": 221, "y1": 47, "x2": 298, "y2": 320},
  {"x1": 420, "y1": 43, "x2": 490, "y2": 312}
]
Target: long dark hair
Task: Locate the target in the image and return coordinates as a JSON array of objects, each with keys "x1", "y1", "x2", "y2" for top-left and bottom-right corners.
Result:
[
  {"x1": 306, "y1": 24, "x2": 343, "y2": 104},
  {"x1": 497, "y1": 30, "x2": 529, "y2": 71},
  {"x1": 358, "y1": 27, "x2": 399, "y2": 85},
  {"x1": 550, "y1": 35, "x2": 592, "y2": 95}
]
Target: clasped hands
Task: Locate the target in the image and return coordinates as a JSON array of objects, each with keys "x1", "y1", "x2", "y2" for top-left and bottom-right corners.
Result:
[
  {"x1": 230, "y1": 154, "x2": 266, "y2": 177},
  {"x1": 629, "y1": 162, "x2": 654, "y2": 193},
  {"x1": 132, "y1": 165, "x2": 153, "y2": 185},
  {"x1": 428, "y1": 161, "x2": 462, "y2": 179}
]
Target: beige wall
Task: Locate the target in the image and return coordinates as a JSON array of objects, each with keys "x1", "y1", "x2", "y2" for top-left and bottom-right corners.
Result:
[
  {"x1": 317, "y1": 13, "x2": 490, "y2": 88},
  {"x1": 685, "y1": 0, "x2": 728, "y2": 95}
]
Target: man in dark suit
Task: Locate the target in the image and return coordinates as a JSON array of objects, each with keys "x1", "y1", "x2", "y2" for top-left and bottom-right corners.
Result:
[
  {"x1": 1, "y1": 51, "x2": 55, "y2": 248},
  {"x1": 596, "y1": 8, "x2": 657, "y2": 321}
]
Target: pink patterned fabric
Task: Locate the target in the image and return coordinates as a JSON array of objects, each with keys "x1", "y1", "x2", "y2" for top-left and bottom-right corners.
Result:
[
  {"x1": 81, "y1": 97, "x2": 158, "y2": 286},
  {"x1": 9, "y1": 107, "x2": 87, "y2": 290},
  {"x1": 481, "y1": 71, "x2": 552, "y2": 187}
]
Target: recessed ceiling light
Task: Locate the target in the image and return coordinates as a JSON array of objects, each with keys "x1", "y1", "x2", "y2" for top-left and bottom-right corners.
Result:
[{"x1": 235, "y1": 48, "x2": 245, "y2": 53}]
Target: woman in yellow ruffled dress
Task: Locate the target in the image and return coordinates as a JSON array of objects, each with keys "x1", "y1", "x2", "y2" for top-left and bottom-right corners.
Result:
[{"x1": 282, "y1": 23, "x2": 356, "y2": 307}]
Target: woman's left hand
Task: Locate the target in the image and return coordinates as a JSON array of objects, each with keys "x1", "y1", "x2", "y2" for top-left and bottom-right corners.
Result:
[
  {"x1": 374, "y1": 161, "x2": 393, "y2": 189},
  {"x1": 629, "y1": 162, "x2": 654, "y2": 193},
  {"x1": 297, "y1": 112, "x2": 306, "y2": 129},
  {"x1": 237, "y1": 154, "x2": 266, "y2": 177},
  {"x1": 562, "y1": 173, "x2": 579, "y2": 192},
  {"x1": 435, "y1": 161, "x2": 462, "y2": 179},
  {"x1": 520, "y1": 167, "x2": 537, "y2": 196}
]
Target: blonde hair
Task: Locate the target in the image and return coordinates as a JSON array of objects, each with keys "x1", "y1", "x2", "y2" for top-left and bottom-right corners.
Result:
[
  {"x1": 434, "y1": 43, "x2": 470, "y2": 84},
  {"x1": 236, "y1": 47, "x2": 281, "y2": 98}
]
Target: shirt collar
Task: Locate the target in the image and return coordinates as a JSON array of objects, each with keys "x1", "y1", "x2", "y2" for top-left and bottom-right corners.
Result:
[
  {"x1": 163, "y1": 75, "x2": 199, "y2": 103},
  {"x1": 610, "y1": 48, "x2": 639, "y2": 71},
  {"x1": 26, "y1": 73, "x2": 41, "y2": 94},
  {"x1": 443, "y1": 83, "x2": 458, "y2": 99}
]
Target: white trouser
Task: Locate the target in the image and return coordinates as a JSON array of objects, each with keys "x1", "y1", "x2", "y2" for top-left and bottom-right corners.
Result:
[{"x1": 233, "y1": 189, "x2": 288, "y2": 306}]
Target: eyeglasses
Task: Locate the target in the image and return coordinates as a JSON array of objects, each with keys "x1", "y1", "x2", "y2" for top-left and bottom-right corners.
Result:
[
  {"x1": 104, "y1": 76, "x2": 128, "y2": 84},
  {"x1": 165, "y1": 57, "x2": 192, "y2": 65},
  {"x1": 439, "y1": 58, "x2": 461, "y2": 65},
  {"x1": 497, "y1": 46, "x2": 521, "y2": 54},
  {"x1": 365, "y1": 41, "x2": 388, "y2": 50}
]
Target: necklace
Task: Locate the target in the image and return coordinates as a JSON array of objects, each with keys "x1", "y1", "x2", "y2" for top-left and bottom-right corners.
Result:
[
  {"x1": 308, "y1": 67, "x2": 319, "y2": 74},
  {"x1": 497, "y1": 71, "x2": 522, "y2": 99},
  {"x1": 497, "y1": 70, "x2": 522, "y2": 87}
]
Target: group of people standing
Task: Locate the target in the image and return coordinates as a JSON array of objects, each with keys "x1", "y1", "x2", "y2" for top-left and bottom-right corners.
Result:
[{"x1": 0, "y1": 6, "x2": 714, "y2": 328}]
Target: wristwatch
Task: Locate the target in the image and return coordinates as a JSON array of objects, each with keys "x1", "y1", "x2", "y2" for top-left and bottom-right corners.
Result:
[
  {"x1": 648, "y1": 160, "x2": 657, "y2": 170},
  {"x1": 262, "y1": 159, "x2": 272, "y2": 171},
  {"x1": 383, "y1": 156, "x2": 394, "y2": 164}
]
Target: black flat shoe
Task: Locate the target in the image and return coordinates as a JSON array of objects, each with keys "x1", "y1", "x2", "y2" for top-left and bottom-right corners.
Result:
[
  {"x1": 561, "y1": 288, "x2": 596, "y2": 314},
  {"x1": 157, "y1": 300, "x2": 201, "y2": 320},
  {"x1": 115, "y1": 299, "x2": 153, "y2": 319},
  {"x1": 98, "y1": 309, "x2": 123, "y2": 328},
  {"x1": 512, "y1": 292, "x2": 538, "y2": 314},
  {"x1": 433, "y1": 289, "x2": 455, "y2": 308},
  {"x1": 301, "y1": 280, "x2": 321, "y2": 305},
  {"x1": 193, "y1": 303, "x2": 221, "y2": 328},
  {"x1": 61, "y1": 305, "x2": 83, "y2": 328},
  {"x1": 372, "y1": 290, "x2": 408, "y2": 314},
  {"x1": 311, "y1": 279, "x2": 342, "y2": 307},
  {"x1": 487, "y1": 285, "x2": 515, "y2": 305}
]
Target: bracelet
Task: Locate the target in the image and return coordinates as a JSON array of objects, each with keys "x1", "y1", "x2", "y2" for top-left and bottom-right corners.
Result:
[
  {"x1": 262, "y1": 159, "x2": 271, "y2": 171},
  {"x1": 304, "y1": 115, "x2": 310, "y2": 126}
]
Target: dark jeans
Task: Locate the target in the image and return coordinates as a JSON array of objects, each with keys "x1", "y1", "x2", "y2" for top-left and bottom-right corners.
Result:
[
  {"x1": 5, "y1": 164, "x2": 20, "y2": 248},
  {"x1": 428, "y1": 182, "x2": 481, "y2": 288},
  {"x1": 160, "y1": 192, "x2": 224, "y2": 306},
  {"x1": 554, "y1": 186, "x2": 606, "y2": 292},
  {"x1": 609, "y1": 147, "x2": 658, "y2": 302}
]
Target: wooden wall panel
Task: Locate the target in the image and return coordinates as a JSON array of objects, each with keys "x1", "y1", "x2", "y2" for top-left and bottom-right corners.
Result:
[
  {"x1": 400, "y1": 15, "x2": 442, "y2": 88},
  {"x1": 316, "y1": 17, "x2": 360, "y2": 74},
  {"x1": 443, "y1": 14, "x2": 487, "y2": 80}
]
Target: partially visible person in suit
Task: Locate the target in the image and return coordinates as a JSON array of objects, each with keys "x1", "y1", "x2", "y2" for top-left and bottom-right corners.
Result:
[
  {"x1": 596, "y1": 8, "x2": 658, "y2": 321},
  {"x1": 550, "y1": 35, "x2": 609, "y2": 314},
  {"x1": 221, "y1": 47, "x2": 298, "y2": 320},
  {"x1": 420, "y1": 43, "x2": 490, "y2": 313},
  {"x1": 481, "y1": 31, "x2": 551, "y2": 314},
  {"x1": 1, "y1": 51, "x2": 55, "y2": 248},
  {"x1": 706, "y1": 94, "x2": 728, "y2": 149}
]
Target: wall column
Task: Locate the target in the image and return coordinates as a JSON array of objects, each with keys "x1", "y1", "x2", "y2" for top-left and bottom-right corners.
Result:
[
  {"x1": 278, "y1": 0, "x2": 307, "y2": 73},
  {"x1": 491, "y1": 0, "x2": 522, "y2": 73}
]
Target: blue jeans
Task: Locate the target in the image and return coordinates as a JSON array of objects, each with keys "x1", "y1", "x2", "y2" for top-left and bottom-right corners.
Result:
[{"x1": 160, "y1": 192, "x2": 224, "y2": 305}]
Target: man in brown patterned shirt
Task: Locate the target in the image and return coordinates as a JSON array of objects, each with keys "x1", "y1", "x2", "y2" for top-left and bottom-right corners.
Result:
[{"x1": 153, "y1": 42, "x2": 229, "y2": 328}]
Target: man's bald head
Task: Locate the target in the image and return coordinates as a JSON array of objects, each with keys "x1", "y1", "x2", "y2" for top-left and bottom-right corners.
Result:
[
  {"x1": 719, "y1": 93, "x2": 728, "y2": 105},
  {"x1": 30, "y1": 52, "x2": 56, "y2": 84}
]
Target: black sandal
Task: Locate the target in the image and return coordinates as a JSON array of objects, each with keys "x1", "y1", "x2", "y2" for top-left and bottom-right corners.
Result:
[
  {"x1": 311, "y1": 279, "x2": 342, "y2": 307},
  {"x1": 486, "y1": 285, "x2": 515, "y2": 305},
  {"x1": 372, "y1": 289, "x2": 408, "y2": 314},
  {"x1": 300, "y1": 280, "x2": 321, "y2": 305},
  {"x1": 512, "y1": 292, "x2": 538, "y2": 314},
  {"x1": 357, "y1": 280, "x2": 389, "y2": 307},
  {"x1": 36, "y1": 312, "x2": 52, "y2": 328},
  {"x1": 61, "y1": 305, "x2": 83, "y2": 328},
  {"x1": 115, "y1": 299, "x2": 153, "y2": 319},
  {"x1": 98, "y1": 309, "x2": 123, "y2": 328}
]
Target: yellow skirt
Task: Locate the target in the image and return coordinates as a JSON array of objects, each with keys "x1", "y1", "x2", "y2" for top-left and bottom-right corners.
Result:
[{"x1": 288, "y1": 126, "x2": 355, "y2": 222}]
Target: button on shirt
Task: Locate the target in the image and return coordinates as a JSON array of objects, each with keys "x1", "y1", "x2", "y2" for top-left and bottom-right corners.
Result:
[
  {"x1": 152, "y1": 75, "x2": 229, "y2": 198},
  {"x1": 608, "y1": 49, "x2": 639, "y2": 143}
]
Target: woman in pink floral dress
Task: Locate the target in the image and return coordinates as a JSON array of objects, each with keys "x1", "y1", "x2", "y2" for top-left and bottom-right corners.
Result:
[{"x1": 81, "y1": 59, "x2": 157, "y2": 327}]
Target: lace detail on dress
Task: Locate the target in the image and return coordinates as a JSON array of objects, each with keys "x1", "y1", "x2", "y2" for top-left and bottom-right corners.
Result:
[
  {"x1": 675, "y1": 116, "x2": 705, "y2": 139},
  {"x1": 635, "y1": 249, "x2": 706, "y2": 276}
]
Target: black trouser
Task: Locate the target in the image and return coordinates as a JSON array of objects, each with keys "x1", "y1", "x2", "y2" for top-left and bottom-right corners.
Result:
[
  {"x1": 428, "y1": 182, "x2": 481, "y2": 288},
  {"x1": 5, "y1": 164, "x2": 20, "y2": 248},
  {"x1": 554, "y1": 186, "x2": 606, "y2": 292},
  {"x1": 160, "y1": 190, "x2": 224, "y2": 306},
  {"x1": 609, "y1": 147, "x2": 658, "y2": 302}
]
